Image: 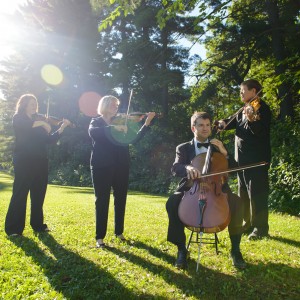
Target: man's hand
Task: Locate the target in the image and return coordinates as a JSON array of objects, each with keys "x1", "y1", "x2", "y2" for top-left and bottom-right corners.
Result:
[
  {"x1": 186, "y1": 165, "x2": 201, "y2": 180},
  {"x1": 210, "y1": 138, "x2": 228, "y2": 157}
]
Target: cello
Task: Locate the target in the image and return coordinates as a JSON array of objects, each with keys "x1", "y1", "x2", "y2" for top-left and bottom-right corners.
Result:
[{"x1": 178, "y1": 143, "x2": 231, "y2": 233}]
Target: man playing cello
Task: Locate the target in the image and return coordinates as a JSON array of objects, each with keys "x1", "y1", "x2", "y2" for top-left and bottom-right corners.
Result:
[{"x1": 166, "y1": 111, "x2": 246, "y2": 270}]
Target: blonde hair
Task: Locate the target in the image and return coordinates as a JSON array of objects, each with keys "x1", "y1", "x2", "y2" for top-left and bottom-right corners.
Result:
[
  {"x1": 97, "y1": 95, "x2": 120, "y2": 115},
  {"x1": 16, "y1": 94, "x2": 38, "y2": 114}
]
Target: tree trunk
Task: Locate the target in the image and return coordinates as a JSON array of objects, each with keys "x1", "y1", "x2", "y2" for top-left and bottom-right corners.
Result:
[{"x1": 265, "y1": 0, "x2": 294, "y2": 119}]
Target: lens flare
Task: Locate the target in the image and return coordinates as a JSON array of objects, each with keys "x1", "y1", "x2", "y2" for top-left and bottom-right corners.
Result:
[
  {"x1": 78, "y1": 91, "x2": 102, "y2": 117},
  {"x1": 41, "y1": 64, "x2": 63, "y2": 86}
]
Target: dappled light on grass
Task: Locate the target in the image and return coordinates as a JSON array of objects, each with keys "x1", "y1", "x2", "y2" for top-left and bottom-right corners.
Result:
[{"x1": 0, "y1": 172, "x2": 299, "y2": 299}]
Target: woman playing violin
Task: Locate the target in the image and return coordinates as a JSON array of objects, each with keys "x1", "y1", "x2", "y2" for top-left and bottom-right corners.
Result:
[
  {"x1": 166, "y1": 111, "x2": 246, "y2": 269},
  {"x1": 88, "y1": 95, "x2": 155, "y2": 248},
  {"x1": 217, "y1": 79, "x2": 271, "y2": 240},
  {"x1": 5, "y1": 94, "x2": 71, "y2": 236}
]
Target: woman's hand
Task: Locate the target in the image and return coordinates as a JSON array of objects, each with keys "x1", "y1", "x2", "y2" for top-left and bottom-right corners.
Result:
[
  {"x1": 33, "y1": 120, "x2": 52, "y2": 134},
  {"x1": 114, "y1": 125, "x2": 128, "y2": 133},
  {"x1": 144, "y1": 112, "x2": 156, "y2": 126},
  {"x1": 58, "y1": 119, "x2": 71, "y2": 134},
  {"x1": 210, "y1": 138, "x2": 228, "y2": 157}
]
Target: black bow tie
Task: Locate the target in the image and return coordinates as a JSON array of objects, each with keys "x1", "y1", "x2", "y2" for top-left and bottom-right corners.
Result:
[{"x1": 197, "y1": 142, "x2": 209, "y2": 148}]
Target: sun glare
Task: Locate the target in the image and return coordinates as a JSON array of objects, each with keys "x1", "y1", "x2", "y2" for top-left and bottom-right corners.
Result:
[{"x1": 0, "y1": 1, "x2": 27, "y2": 58}]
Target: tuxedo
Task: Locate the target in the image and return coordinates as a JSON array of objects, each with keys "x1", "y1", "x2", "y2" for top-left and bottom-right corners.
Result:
[
  {"x1": 166, "y1": 139, "x2": 243, "y2": 247},
  {"x1": 224, "y1": 99, "x2": 271, "y2": 235}
]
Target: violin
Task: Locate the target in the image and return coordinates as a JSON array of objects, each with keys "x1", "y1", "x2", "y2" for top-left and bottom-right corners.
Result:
[
  {"x1": 111, "y1": 112, "x2": 162, "y2": 125},
  {"x1": 243, "y1": 97, "x2": 261, "y2": 121},
  {"x1": 214, "y1": 89, "x2": 262, "y2": 131},
  {"x1": 178, "y1": 144, "x2": 231, "y2": 233},
  {"x1": 34, "y1": 114, "x2": 76, "y2": 128}
]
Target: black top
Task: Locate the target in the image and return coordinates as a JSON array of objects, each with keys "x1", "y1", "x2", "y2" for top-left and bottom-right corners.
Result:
[
  {"x1": 171, "y1": 139, "x2": 236, "y2": 178},
  {"x1": 13, "y1": 113, "x2": 60, "y2": 161},
  {"x1": 88, "y1": 116, "x2": 150, "y2": 170},
  {"x1": 224, "y1": 99, "x2": 271, "y2": 165}
]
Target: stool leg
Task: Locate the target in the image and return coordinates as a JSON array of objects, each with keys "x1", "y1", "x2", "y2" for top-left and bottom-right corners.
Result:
[
  {"x1": 196, "y1": 231, "x2": 203, "y2": 272},
  {"x1": 214, "y1": 233, "x2": 219, "y2": 254},
  {"x1": 187, "y1": 229, "x2": 194, "y2": 250}
]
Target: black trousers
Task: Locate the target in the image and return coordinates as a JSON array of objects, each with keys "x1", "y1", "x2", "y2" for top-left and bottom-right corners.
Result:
[
  {"x1": 166, "y1": 189, "x2": 244, "y2": 248},
  {"x1": 238, "y1": 166, "x2": 269, "y2": 235},
  {"x1": 91, "y1": 165, "x2": 129, "y2": 240},
  {"x1": 5, "y1": 157, "x2": 48, "y2": 235}
]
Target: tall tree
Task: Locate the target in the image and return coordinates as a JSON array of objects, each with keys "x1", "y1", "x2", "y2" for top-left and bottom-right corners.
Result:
[
  {"x1": 91, "y1": 0, "x2": 200, "y2": 115},
  {"x1": 0, "y1": 0, "x2": 100, "y2": 185}
]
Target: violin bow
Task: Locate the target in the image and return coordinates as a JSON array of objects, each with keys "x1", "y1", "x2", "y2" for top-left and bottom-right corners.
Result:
[
  {"x1": 125, "y1": 89, "x2": 133, "y2": 128},
  {"x1": 198, "y1": 161, "x2": 268, "y2": 179},
  {"x1": 46, "y1": 97, "x2": 50, "y2": 119}
]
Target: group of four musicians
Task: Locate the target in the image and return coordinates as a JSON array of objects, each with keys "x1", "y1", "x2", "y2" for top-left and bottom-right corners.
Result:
[{"x1": 4, "y1": 79, "x2": 271, "y2": 270}]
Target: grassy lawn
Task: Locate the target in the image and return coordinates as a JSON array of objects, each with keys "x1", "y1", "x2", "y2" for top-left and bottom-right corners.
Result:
[{"x1": 0, "y1": 172, "x2": 299, "y2": 299}]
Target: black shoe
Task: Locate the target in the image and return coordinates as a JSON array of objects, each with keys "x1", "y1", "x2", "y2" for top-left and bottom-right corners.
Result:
[
  {"x1": 175, "y1": 249, "x2": 188, "y2": 269},
  {"x1": 33, "y1": 225, "x2": 50, "y2": 233},
  {"x1": 8, "y1": 233, "x2": 22, "y2": 237},
  {"x1": 248, "y1": 230, "x2": 269, "y2": 240},
  {"x1": 115, "y1": 234, "x2": 127, "y2": 241},
  {"x1": 96, "y1": 240, "x2": 106, "y2": 248},
  {"x1": 242, "y1": 225, "x2": 253, "y2": 235},
  {"x1": 231, "y1": 251, "x2": 247, "y2": 269}
]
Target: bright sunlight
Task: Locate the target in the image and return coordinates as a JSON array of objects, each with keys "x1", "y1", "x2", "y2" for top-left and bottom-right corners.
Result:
[{"x1": 0, "y1": 0, "x2": 27, "y2": 58}]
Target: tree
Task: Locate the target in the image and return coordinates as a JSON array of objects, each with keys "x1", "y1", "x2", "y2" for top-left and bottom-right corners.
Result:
[{"x1": 0, "y1": 0, "x2": 100, "y2": 185}]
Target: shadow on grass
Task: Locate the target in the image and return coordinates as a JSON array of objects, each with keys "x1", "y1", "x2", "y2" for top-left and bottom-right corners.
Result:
[
  {"x1": 9, "y1": 234, "x2": 154, "y2": 300},
  {"x1": 106, "y1": 239, "x2": 300, "y2": 299},
  {"x1": 8, "y1": 234, "x2": 299, "y2": 299},
  {"x1": 105, "y1": 240, "x2": 238, "y2": 299},
  {"x1": 269, "y1": 235, "x2": 300, "y2": 248},
  {"x1": 0, "y1": 172, "x2": 13, "y2": 192},
  {"x1": 50, "y1": 185, "x2": 94, "y2": 195}
]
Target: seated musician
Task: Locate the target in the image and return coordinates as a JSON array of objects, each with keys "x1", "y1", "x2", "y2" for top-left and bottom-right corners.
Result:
[{"x1": 166, "y1": 111, "x2": 246, "y2": 269}]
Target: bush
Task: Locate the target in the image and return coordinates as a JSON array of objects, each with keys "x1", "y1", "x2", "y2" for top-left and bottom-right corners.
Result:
[{"x1": 268, "y1": 107, "x2": 300, "y2": 216}]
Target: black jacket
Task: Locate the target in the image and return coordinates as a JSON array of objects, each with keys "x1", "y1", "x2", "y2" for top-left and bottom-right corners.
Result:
[
  {"x1": 171, "y1": 139, "x2": 236, "y2": 178},
  {"x1": 88, "y1": 116, "x2": 150, "y2": 170},
  {"x1": 224, "y1": 99, "x2": 271, "y2": 165},
  {"x1": 13, "y1": 113, "x2": 60, "y2": 161}
]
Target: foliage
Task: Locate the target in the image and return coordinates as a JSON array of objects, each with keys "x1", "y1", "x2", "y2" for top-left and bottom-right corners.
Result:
[
  {"x1": 0, "y1": 0, "x2": 299, "y2": 216},
  {"x1": 0, "y1": 172, "x2": 299, "y2": 299},
  {"x1": 268, "y1": 104, "x2": 300, "y2": 216}
]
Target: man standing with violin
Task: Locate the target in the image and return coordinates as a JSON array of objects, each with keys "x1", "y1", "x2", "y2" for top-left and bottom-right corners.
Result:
[
  {"x1": 166, "y1": 111, "x2": 246, "y2": 270},
  {"x1": 217, "y1": 79, "x2": 271, "y2": 240}
]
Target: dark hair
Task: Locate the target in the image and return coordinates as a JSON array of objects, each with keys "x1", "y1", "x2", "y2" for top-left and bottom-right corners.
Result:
[
  {"x1": 191, "y1": 111, "x2": 212, "y2": 128},
  {"x1": 15, "y1": 94, "x2": 38, "y2": 114},
  {"x1": 241, "y1": 79, "x2": 263, "y2": 96}
]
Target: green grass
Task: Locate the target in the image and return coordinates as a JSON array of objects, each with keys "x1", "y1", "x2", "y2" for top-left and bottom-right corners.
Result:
[{"x1": 0, "y1": 172, "x2": 299, "y2": 300}]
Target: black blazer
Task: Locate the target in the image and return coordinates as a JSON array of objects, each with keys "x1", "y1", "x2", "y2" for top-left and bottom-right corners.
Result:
[
  {"x1": 13, "y1": 113, "x2": 60, "y2": 161},
  {"x1": 224, "y1": 99, "x2": 271, "y2": 165},
  {"x1": 88, "y1": 116, "x2": 150, "y2": 170},
  {"x1": 171, "y1": 139, "x2": 236, "y2": 178}
]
